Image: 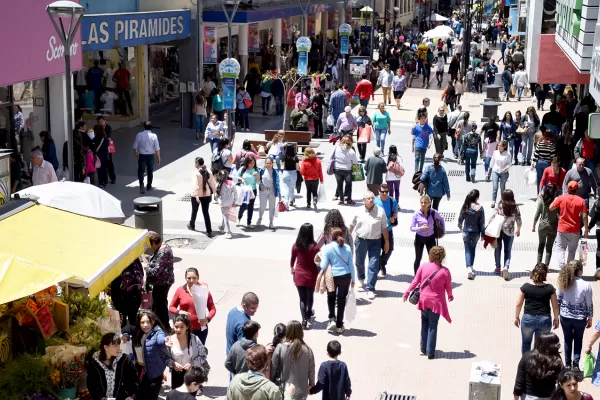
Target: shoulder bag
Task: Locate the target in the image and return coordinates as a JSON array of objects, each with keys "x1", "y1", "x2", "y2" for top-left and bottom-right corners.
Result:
[
  {"x1": 408, "y1": 267, "x2": 442, "y2": 305},
  {"x1": 432, "y1": 209, "x2": 445, "y2": 239},
  {"x1": 327, "y1": 147, "x2": 336, "y2": 175}
]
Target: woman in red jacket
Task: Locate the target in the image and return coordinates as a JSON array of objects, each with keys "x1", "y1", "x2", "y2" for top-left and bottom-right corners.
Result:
[
  {"x1": 299, "y1": 147, "x2": 324, "y2": 209},
  {"x1": 169, "y1": 267, "x2": 216, "y2": 345},
  {"x1": 291, "y1": 223, "x2": 320, "y2": 329}
]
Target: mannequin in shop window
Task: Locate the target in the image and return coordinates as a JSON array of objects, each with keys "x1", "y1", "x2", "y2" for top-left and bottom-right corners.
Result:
[
  {"x1": 113, "y1": 62, "x2": 133, "y2": 116},
  {"x1": 87, "y1": 60, "x2": 104, "y2": 113},
  {"x1": 21, "y1": 113, "x2": 35, "y2": 172}
]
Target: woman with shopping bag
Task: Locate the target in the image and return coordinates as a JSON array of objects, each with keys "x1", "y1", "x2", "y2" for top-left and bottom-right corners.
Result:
[
  {"x1": 356, "y1": 106, "x2": 373, "y2": 162},
  {"x1": 491, "y1": 189, "x2": 522, "y2": 281},
  {"x1": 402, "y1": 246, "x2": 453, "y2": 359},
  {"x1": 299, "y1": 147, "x2": 324, "y2": 209},
  {"x1": 318, "y1": 227, "x2": 356, "y2": 334}
]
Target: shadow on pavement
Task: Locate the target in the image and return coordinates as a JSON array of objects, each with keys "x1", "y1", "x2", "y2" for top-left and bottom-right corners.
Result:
[
  {"x1": 356, "y1": 298, "x2": 372, "y2": 306},
  {"x1": 201, "y1": 385, "x2": 228, "y2": 398},
  {"x1": 434, "y1": 349, "x2": 477, "y2": 360},
  {"x1": 104, "y1": 185, "x2": 176, "y2": 218},
  {"x1": 337, "y1": 327, "x2": 377, "y2": 337},
  {"x1": 374, "y1": 290, "x2": 404, "y2": 298}
]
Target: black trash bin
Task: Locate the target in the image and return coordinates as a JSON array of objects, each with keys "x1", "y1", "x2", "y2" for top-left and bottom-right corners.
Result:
[{"x1": 133, "y1": 196, "x2": 163, "y2": 238}]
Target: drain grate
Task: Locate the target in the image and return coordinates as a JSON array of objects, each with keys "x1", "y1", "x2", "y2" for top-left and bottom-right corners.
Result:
[
  {"x1": 179, "y1": 194, "x2": 192, "y2": 202},
  {"x1": 447, "y1": 170, "x2": 465, "y2": 177},
  {"x1": 377, "y1": 393, "x2": 417, "y2": 400},
  {"x1": 163, "y1": 235, "x2": 215, "y2": 250},
  {"x1": 437, "y1": 212, "x2": 456, "y2": 222}
]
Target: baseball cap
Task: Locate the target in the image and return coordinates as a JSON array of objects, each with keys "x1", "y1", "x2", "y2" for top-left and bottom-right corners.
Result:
[{"x1": 567, "y1": 181, "x2": 579, "y2": 191}]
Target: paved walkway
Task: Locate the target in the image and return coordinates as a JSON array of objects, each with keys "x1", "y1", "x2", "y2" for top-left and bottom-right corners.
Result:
[{"x1": 102, "y1": 58, "x2": 600, "y2": 399}]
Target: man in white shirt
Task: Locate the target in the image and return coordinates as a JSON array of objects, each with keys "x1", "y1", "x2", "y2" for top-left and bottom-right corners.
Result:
[
  {"x1": 31, "y1": 149, "x2": 58, "y2": 186},
  {"x1": 203, "y1": 76, "x2": 217, "y2": 113},
  {"x1": 133, "y1": 121, "x2": 161, "y2": 193}
]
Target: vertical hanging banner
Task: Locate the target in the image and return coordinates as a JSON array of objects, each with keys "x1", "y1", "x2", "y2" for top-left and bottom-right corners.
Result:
[
  {"x1": 339, "y1": 24, "x2": 352, "y2": 55},
  {"x1": 219, "y1": 58, "x2": 241, "y2": 110},
  {"x1": 282, "y1": 17, "x2": 292, "y2": 44},
  {"x1": 328, "y1": 11, "x2": 336, "y2": 29},
  {"x1": 248, "y1": 23, "x2": 260, "y2": 53},
  {"x1": 296, "y1": 36, "x2": 312, "y2": 76},
  {"x1": 203, "y1": 26, "x2": 217, "y2": 64},
  {"x1": 307, "y1": 14, "x2": 316, "y2": 36},
  {"x1": 360, "y1": 25, "x2": 372, "y2": 43}
]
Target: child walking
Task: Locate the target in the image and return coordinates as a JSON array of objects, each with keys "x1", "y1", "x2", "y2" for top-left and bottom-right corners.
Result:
[
  {"x1": 309, "y1": 340, "x2": 352, "y2": 400},
  {"x1": 215, "y1": 169, "x2": 237, "y2": 239}
]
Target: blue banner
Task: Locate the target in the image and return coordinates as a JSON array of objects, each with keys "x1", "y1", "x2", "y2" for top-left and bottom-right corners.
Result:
[
  {"x1": 222, "y1": 77, "x2": 236, "y2": 110},
  {"x1": 298, "y1": 51, "x2": 308, "y2": 76},
  {"x1": 81, "y1": 10, "x2": 191, "y2": 51},
  {"x1": 340, "y1": 36, "x2": 349, "y2": 54}
]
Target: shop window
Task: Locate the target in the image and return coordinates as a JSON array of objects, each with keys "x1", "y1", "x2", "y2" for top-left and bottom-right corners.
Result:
[
  {"x1": 14, "y1": 80, "x2": 48, "y2": 140},
  {"x1": 148, "y1": 46, "x2": 180, "y2": 105},
  {"x1": 541, "y1": 0, "x2": 556, "y2": 34},
  {"x1": 79, "y1": 48, "x2": 138, "y2": 117}
]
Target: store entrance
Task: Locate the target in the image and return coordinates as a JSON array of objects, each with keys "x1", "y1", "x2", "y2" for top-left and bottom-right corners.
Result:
[{"x1": 148, "y1": 45, "x2": 181, "y2": 114}]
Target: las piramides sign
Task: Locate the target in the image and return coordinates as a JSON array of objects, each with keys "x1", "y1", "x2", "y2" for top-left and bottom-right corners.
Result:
[{"x1": 81, "y1": 10, "x2": 191, "y2": 52}]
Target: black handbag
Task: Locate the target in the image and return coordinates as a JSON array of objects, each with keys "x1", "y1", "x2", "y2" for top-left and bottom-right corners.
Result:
[
  {"x1": 433, "y1": 209, "x2": 445, "y2": 239},
  {"x1": 408, "y1": 267, "x2": 442, "y2": 305}
]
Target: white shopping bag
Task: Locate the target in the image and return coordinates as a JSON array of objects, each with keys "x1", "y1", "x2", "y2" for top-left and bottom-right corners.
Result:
[
  {"x1": 344, "y1": 289, "x2": 357, "y2": 323},
  {"x1": 191, "y1": 285, "x2": 209, "y2": 331},
  {"x1": 484, "y1": 214, "x2": 505, "y2": 238},
  {"x1": 317, "y1": 184, "x2": 327, "y2": 203},
  {"x1": 524, "y1": 167, "x2": 537, "y2": 186}
]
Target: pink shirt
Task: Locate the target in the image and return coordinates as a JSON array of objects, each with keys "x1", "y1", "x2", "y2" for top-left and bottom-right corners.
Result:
[{"x1": 403, "y1": 262, "x2": 454, "y2": 323}]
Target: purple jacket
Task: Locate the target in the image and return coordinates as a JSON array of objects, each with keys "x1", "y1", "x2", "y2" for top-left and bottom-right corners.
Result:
[{"x1": 410, "y1": 208, "x2": 446, "y2": 237}]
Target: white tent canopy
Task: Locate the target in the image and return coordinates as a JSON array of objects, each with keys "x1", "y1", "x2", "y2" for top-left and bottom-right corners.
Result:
[
  {"x1": 430, "y1": 13, "x2": 449, "y2": 22},
  {"x1": 423, "y1": 25, "x2": 454, "y2": 40}
]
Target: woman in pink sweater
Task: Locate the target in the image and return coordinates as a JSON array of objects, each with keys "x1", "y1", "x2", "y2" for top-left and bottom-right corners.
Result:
[{"x1": 403, "y1": 246, "x2": 454, "y2": 359}]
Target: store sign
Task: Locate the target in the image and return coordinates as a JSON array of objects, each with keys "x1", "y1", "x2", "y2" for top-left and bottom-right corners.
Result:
[
  {"x1": 339, "y1": 24, "x2": 352, "y2": 55},
  {"x1": 555, "y1": 0, "x2": 595, "y2": 72},
  {"x1": 296, "y1": 37, "x2": 311, "y2": 76},
  {"x1": 81, "y1": 10, "x2": 191, "y2": 51},
  {"x1": 588, "y1": 21, "x2": 600, "y2": 111},
  {"x1": 0, "y1": 0, "x2": 83, "y2": 87},
  {"x1": 219, "y1": 58, "x2": 241, "y2": 110},
  {"x1": 248, "y1": 23, "x2": 260, "y2": 53}
]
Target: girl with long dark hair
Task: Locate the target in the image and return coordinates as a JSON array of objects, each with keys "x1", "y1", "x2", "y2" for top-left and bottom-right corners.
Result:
[
  {"x1": 458, "y1": 189, "x2": 484, "y2": 280},
  {"x1": 39, "y1": 131, "x2": 59, "y2": 171},
  {"x1": 166, "y1": 314, "x2": 210, "y2": 389},
  {"x1": 291, "y1": 223, "x2": 320, "y2": 329},
  {"x1": 533, "y1": 183, "x2": 559, "y2": 265},
  {"x1": 265, "y1": 323, "x2": 287, "y2": 380},
  {"x1": 513, "y1": 332, "x2": 563, "y2": 399},
  {"x1": 133, "y1": 311, "x2": 171, "y2": 400},
  {"x1": 500, "y1": 111, "x2": 519, "y2": 164},
  {"x1": 189, "y1": 157, "x2": 215, "y2": 235},
  {"x1": 494, "y1": 189, "x2": 522, "y2": 281},
  {"x1": 550, "y1": 368, "x2": 594, "y2": 400},
  {"x1": 317, "y1": 209, "x2": 353, "y2": 252},
  {"x1": 215, "y1": 169, "x2": 237, "y2": 239},
  {"x1": 92, "y1": 125, "x2": 109, "y2": 187},
  {"x1": 281, "y1": 143, "x2": 299, "y2": 207},
  {"x1": 237, "y1": 155, "x2": 260, "y2": 227},
  {"x1": 522, "y1": 106, "x2": 541, "y2": 165},
  {"x1": 557, "y1": 260, "x2": 593, "y2": 371},
  {"x1": 270, "y1": 320, "x2": 316, "y2": 398},
  {"x1": 386, "y1": 152, "x2": 403, "y2": 201},
  {"x1": 87, "y1": 333, "x2": 139, "y2": 400}
]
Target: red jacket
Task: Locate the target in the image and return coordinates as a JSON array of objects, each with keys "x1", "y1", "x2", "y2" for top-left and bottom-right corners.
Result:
[
  {"x1": 353, "y1": 79, "x2": 375, "y2": 100},
  {"x1": 300, "y1": 157, "x2": 324, "y2": 182},
  {"x1": 169, "y1": 283, "x2": 216, "y2": 331}
]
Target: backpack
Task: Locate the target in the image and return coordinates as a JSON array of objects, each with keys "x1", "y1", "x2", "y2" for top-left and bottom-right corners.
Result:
[
  {"x1": 236, "y1": 151, "x2": 248, "y2": 170},
  {"x1": 325, "y1": 64, "x2": 333, "y2": 81},
  {"x1": 211, "y1": 150, "x2": 225, "y2": 172},
  {"x1": 120, "y1": 259, "x2": 144, "y2": 292}
]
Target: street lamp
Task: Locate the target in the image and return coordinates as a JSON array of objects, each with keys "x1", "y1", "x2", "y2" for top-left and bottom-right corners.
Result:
[
  {"x1": 46, "y1": 1, "x2": 84, "y2": 182},
  {"x1": 222, "y1": 0, "x2": 241, "y2": 140}
]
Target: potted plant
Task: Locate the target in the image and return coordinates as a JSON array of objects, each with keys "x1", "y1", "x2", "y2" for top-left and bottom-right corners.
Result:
[{"x1": 45, "y1": 347, "x2": 86, "y2": 400}]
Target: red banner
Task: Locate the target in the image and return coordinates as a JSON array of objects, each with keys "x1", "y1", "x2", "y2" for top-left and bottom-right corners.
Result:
[{"x1": 307, "y1": 14, "x2": 316, "y2": 36}]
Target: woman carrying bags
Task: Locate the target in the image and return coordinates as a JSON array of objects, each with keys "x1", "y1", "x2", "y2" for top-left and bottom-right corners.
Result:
[
  {"x1": 533, "y1": 184, "x2": 559, "y2": 265},
  {"x1": 290, "y1": 223, "x2": 320, "y2": 329},
  {"x1": 356, "y1": 106, "x2": 372, "y2": 163},
  {"x1": 188, "y1": 157, "x2": 216, "y2": 236},
  {"x1": 299, "y1": 147, "x2": 324, "y2": 209},
  {"x1": 492, "y1": 189, "x2": 521, "y2": 281}
]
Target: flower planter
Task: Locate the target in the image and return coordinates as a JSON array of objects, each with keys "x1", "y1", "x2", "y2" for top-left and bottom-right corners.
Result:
[{"x1": 55, "y1": 387, "x2": 77, "y2": 399}]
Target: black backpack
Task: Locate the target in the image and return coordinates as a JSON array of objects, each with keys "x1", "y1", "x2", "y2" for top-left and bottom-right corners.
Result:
[
  {"x1": 325, "y1": 64, "x2": 333, "y2": 81},
  {"x1": 211, "y1": 150, "x2": 225, "y2": 172}
]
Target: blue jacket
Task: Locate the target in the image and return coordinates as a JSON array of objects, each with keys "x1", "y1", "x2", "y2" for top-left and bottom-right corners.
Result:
[
  {"x1": 421, "y1": 164, "x2": 450, "y2": 198},
  {"x1": 259, "y1": 167, "x2": 281, "y2": 197},
  {"x1": 135, "y1": 325, "x2": 170, "y2": 380}
]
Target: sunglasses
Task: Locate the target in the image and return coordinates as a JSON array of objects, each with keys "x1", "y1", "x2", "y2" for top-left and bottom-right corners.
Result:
[{"x1": 380, "y1": 190, "x2": 389, "y2": 194}]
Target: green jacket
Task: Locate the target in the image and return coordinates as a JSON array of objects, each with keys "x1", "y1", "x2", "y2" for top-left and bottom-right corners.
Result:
[
  {"x1": 290, "y1": 108, "x2": 314, "y2": 129},
  {"x1": 227, "y1": 372, "x2": 282, "y2": 400}
]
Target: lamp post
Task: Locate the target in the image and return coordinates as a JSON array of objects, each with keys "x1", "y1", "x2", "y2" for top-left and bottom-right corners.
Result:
[
  {"x1": 46, "y1": 1, "x2": 84, "y2": 182},
  {"x1": 222, "y1": 0, "x2": 241, "y2": 140}
]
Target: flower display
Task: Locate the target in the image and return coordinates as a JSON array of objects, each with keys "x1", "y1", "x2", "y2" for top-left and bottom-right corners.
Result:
[{"x1": 44, "y1": 345, "x2": 86, "y2": 389}]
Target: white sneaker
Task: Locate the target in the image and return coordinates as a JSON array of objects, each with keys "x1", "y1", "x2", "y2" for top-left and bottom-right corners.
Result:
[
  {"x1": 269, "y1": 223, "x2": 274, "y2": 229},
  {"x1": 336, "y1": 326, "x2": 345, "y2": 334},
  {"x1": 367, "y1": 290, "x2": 375, "y2": 300},
  {"x1": 225, "y1": 233, "x2": 232, "y2": 239},
  {"x1": 218, "y1": 224, "x2": 224, "y2": 232},
  {"x1": 378, "y1": 271, "x2": 386, "y2": 279},
  {"x1": 246, "y1": 128, "x2": 250, "y2": 132},
  {"x1": 467, "y1": 267, "x2": 474, "y2": 280},
  {"x1": 327, "y1": 320, "x2": 336, "y2": 331}
]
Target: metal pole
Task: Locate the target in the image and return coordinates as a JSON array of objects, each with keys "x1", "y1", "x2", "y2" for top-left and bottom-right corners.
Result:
[
  {"x1": 64, "y1": 53, "x2": 74, "y2": 182},
  {"x1": 370, "y1": 0, "x2": 375, "y2": 57},
  {"x1": 461, "y1": 0, "x2": 472, "y2": 80},
  {"x1": 197, "y1": 0, "x2": 204, "y2": 86}
]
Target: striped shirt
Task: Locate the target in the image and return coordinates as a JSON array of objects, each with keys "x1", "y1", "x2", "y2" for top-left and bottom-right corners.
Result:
[
  {"x1": 532, "y1": 139, "x2": 556, "y2": 163},
  {"x1": 328, "y1": 90, "x2": 348, "y2": 122},
  {"x1": 557, "y1": 278, "x2": 593, "y2": 320}
]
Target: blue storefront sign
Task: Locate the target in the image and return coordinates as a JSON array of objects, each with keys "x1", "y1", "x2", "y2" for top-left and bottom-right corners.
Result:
[
  {"x1": 222, "y1": 78, "x2": 236, "y2": 110},
  {"x1": 81, "y1": 10, "x2": 191, "y2": 51}
]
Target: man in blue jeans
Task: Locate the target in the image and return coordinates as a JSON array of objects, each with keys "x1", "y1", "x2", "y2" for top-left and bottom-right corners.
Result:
[
  {"x1": 133, "y1": 121, "x2": 161, "y2": 194},
  {"x1": 374, "y1": 184, "x2": 398, "y2": 278},
  {"x1": 412, "y1": 112, "x2": 433, "y2": 172},
  {"x1": 349, "y1": 191, "x2": 390, "y2": 300}
]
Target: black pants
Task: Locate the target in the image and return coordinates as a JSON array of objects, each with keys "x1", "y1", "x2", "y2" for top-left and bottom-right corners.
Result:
[
  {"x1": 327, "y1": 273, "x2": 351, "y2": 328},
  {"x1": 296, "y1": 127, "x2": 309, "y2": 131},
  {"x1": 431, "y1": 196, "x2": 442, "y2": 210},
  {"x1": 380, "y1": 229, "x2": 394, "y2": 273},
  {"x1": 137, "y1": 154, "x2": 155, "y2": 187},
  {"x1": 414, "y1": 234, "x2": 436, "y2": 273},
  {"x1": 139, "y1": 372, "x2": 162, "y2": 400},
  {"x1": 97, "y1": 162, "x2": 108, "y2": 186},
  {"x1": 238, "y1": 189, "x2": 257, "y2": 224},
  {"x1": 334, "y1": 170, "x2": 352, "y2": 201},
  {"x1": 172, "y1": 369, "x2": 185, "y2": 389},
  {"x1": 192, "y1": 327, "x2": 209, "y2": 345},
  {"x1": 118, "y1": 88, "x2": 134, "y2": 115},
  {"x1": 357, "y1": 143, "x2": 367, "y2": 161},
  {"x1": 313, "y1": 117, "x2": 323, "y2": 138},
  {"x1": 305, "y1": 179, "x2": 318, "y2": 204},
  {"x1": 190, "y1": 196, "x2": 212, "y2": 233},
  {"x1": 296, "y1": 286, "x2": 315, "y2": 322},
  {"x1": 107, "y1": 153, "x2": 116, "y2": 182},
  {"x1": 152, "y1": 284, "x2": 172, "y2": 332},
  {"x1": 456, "y1": 94, "x2": 462, "y2": 105},
  {"x1": 475, "y1": 75, "x2": 484, "y2": 93},
  {"x1": 114, "y1": 291, "x2": 141, "y2": 329}
]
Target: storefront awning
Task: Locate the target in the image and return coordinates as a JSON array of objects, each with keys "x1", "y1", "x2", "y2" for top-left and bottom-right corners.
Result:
[
  {"x1": 537, "y1": 35, "x2": 590, "y2": 84},
  {"x1": 0, "y1": 203, "x2": 148, "y2": 304}
]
